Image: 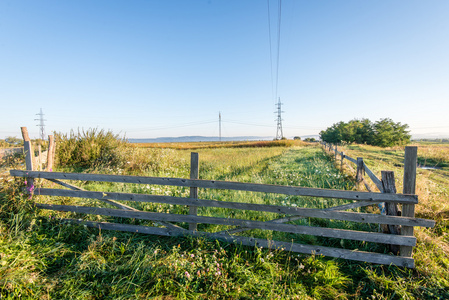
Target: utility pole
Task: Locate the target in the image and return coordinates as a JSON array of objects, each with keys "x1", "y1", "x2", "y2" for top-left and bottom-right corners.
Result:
[
  {"x1": 219, "y1": 111, "x2": 222, "y2": 142},
  {"x1": 35, "y1": 108, "x2": 46, "y2": 141},
  {"x1": 275, "y1": 98, "x2": 284, "y2": 140}
]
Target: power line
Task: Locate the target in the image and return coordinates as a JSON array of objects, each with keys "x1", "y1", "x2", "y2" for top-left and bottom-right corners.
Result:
[
  {"x1": 267, "y1": 0, "x2": 274, "y2": 101},
  {"x1": 124, "y1": 120, "x2": 217, "y2": 132},
  {"x1": 275, "y1": 0, "x2": 282, "y2": 102}
]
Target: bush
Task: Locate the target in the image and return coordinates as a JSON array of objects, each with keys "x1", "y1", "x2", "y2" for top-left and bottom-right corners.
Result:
[{"x1": 54, "y1": 128, "x2": 127, "y2": 169}]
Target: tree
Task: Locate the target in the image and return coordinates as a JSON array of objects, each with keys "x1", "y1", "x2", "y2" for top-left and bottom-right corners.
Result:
[
  {"x1": 320, "y1": 118, "x2": 410, "y2": 147},
  {"x1": 304, "y1": 137, "x2": 316, "y2": 142},
  {"x1": 372, "y1": 118, "x2": 411, "y2": 147}
]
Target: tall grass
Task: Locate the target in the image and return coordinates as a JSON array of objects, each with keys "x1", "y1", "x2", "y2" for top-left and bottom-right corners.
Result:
[
  {"x1": 55, "y1": 128, "x2": 128, "y2": 170},
  {"x1": 1, "y1": 135, "x2": 449, "y2": 299}
]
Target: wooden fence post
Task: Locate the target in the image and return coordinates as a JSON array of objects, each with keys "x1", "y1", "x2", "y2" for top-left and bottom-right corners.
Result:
[
  {"x1": 37, "y1": 144, "x2": 42, "y2": 171},
  {"x1": 381, "y1": 171, "x2": 400, "y2": 254},
  {"x1": 334, "y1": 145, "x2": 338, "y2": 160},
  {"x1": 340, "y1": 152, "x2": 345, "y2": 169},
  {"x1": 356, "y1": 157, "x2": 364, "y2": 183},
  {"x1": 21, "y1": 127, "x2": 30, "y2": 142},
  {"x1": 401, "y1": 146, "x2": 418, "y2": 257},
  {"x1": 21, "y1": 127, "x2": 34, "y2": 191},
  {"x1": 47, "y1": 135, "x2": 55, "y2": 171},
  {"x1": 189, "y1": 152, "x2": 199, "y2": 231}
]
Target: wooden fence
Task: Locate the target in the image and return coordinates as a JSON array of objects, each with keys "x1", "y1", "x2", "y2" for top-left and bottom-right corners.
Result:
[
  {"x1": 10, "y1": 145, "x2": 435, "y2": 268},
  {"x1": 20, "y1": 127, "x2": 56, "y2": 172}
]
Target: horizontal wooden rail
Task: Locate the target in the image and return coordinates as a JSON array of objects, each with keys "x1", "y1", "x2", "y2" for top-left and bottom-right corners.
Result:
[
  {"x1": 11, "y1": 170, "x2": 418, "y2": 204},
  {"x1": 364, "y1": 162, "x2": 384, "y2": 192},
  {"x1": 34, "y1": 188, "x2": 434, "y2": 228},
  {"x1": 344, "y1": 154, "x2": 357, "y2": 165},
  {"x1": 36, "y1": 203, "x2": 417, "y2": 246},
  {"x1": 322, "y1": 143, "x2": 383, "y2": 192},
  {"x1": 62, "y1": 218, "x2": 415, "y2": 268}
]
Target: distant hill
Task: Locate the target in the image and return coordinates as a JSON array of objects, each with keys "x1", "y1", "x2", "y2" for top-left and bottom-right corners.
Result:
[{"x1": 129, "y1": 136, "x2": 273, "y2": 143}]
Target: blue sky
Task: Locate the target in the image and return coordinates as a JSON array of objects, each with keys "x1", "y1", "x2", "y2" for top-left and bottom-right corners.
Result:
[{"x1": 1, "y1": 0, "x2": 448, "y2": 140}]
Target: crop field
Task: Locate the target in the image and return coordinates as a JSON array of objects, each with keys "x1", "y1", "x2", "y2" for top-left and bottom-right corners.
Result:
[{"x1": 1, "y1": 137, "x2": 448, "y2": 299}]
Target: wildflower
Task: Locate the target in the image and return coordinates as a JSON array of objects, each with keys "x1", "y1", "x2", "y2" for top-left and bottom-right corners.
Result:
[
  {"x1": 185, "y1": 271, "x2": 191, "y2": 279},
  {"x1": 190, "y1": 254, "x2": 195, "y2": 258}
]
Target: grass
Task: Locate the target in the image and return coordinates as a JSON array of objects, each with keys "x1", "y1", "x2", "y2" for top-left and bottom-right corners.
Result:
[
  {"x1": 132, "y1": 139, "x2": 301, "y2": 150},
  {"x1": 1, "y1": 136, "x2": 449, "y2": 299}
]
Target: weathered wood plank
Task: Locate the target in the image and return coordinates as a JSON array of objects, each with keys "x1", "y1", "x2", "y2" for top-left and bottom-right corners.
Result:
[
  {"x1": 21, "y1": 127, "x2": 31, "y2": 142},
  {"x1": 61, "y1": 218, "x2": 415, "y2": 268},
  {"x1": 46, "y1": 179, "x2": 185, "y2": 231},
  {"x1": 382, "y1": 171, "x2": 401, "y2": 255},
  {"x1": 34, "y1": 188, "x2": 434, "y2": 227},
  {"x1": 10, "y1": 170, "x2": 418, "y2": 203},
  {"x1": 364, "y1": 163, "x2": 383, "y2": 192},
  {"x1": 401, "y1": 146, "x2": 418, "y2": 257},
  {"x1": 325, "y1": 201, "x2": 377, "y2": 211},
  {"x1": 23, "y1": 141, "x2": 34, "y2": 172},
  {"x1": 46, "y1": 135, "x2": 55, "y2": 172},
  {"x1": 362, "y1": 178, "x2": 373, "y2": 192},
  {"x1": 46, "y1": 179, "x2": 138, "y2": 211},
  {"x1": 345, "y1": 155, "x2": 357, "y2": 165},
  {"x1": 189, "y1": 152, "x2": 199, "y2": 231},
  {"x1": 356, "y1": 158, "x2": 365, "y2": 183},
  {"x1": 36, "y1": 203, "x2": 417, "y2": 246}
]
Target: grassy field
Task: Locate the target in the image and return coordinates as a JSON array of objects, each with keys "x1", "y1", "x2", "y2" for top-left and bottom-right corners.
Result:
[{"x1": 1, "y1": 138, "x2": 448, "y2": 299}]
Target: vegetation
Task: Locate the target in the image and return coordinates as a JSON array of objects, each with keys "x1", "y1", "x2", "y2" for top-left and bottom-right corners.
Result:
[
  {"x1": 1, "y1": 132, "x2": 448, "y2": 299},
  {"x1": 133, "y1": 139, "x2": 300, "y2": 150},
  {"x1": 320, "y1": 118, "x2": 411, "y2": 147},
  {"x1": 54, "y1": 128, "x2": 128, "y2": 170},
  {"x1": 0, "y1": 137, "x2": 23, "y2": 147}
]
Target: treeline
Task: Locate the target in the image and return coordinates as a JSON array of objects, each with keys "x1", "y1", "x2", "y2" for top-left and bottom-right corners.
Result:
[{"x1": 320, "y1": 118, "x2": 411, "y2": 147}]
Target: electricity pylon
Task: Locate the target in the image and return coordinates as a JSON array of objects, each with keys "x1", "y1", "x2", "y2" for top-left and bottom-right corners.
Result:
[{"x1": 275, "y1": 98, "x2": 284, "y2": 140}]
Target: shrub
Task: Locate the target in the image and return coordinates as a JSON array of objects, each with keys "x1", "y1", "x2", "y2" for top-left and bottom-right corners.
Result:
[{"x1": 54, "y1": 128, "x2": 127, "y2": 169}]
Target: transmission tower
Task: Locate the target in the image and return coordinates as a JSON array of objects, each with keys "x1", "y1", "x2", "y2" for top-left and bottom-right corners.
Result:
[
  {"x1": 35, "y1": 108, "x2": 46, "y2": 141},
  {"x1": 275, "y1": 98, "x2": 284, "y2": 140}
]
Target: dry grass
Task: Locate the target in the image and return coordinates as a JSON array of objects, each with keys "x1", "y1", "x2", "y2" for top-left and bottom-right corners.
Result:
[{"x1": 132, "y1": 139, "x2": 303, "y2": 150}]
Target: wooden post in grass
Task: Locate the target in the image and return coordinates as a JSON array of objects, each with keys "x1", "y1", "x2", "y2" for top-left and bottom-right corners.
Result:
[
  {"x1": 340, "y1": 152, "x2": 345, "y2": 169},
  {"x1": 21, "y1": 127, "x2": 34, "y2": 191},
  {"x1": 37, "y1": 144, "x2": 42, "y2": 171},
  {"x1": 47, "y1": 135, "x2": 55, "y2": 171},
  {"x1": 381, "y1": 171, "x2": 400, "y2": 254},
  {"x1": 356, "y1": 157, "x2": 364, "y2": 184},
  {"x1": 334, "y1": 145, "x2": 338, "y2": 160},
  {"x1": 401, "y1": 146, "x2": 418, "y2": 257},
  {"x1": 189, "y1": 152, "x2": 199, "y2": 231}
]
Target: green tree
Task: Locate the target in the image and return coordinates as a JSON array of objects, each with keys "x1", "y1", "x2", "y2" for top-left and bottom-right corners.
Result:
[
  {"x1": 373, "y1": 118, "x2": 411, "y2": 147},
  {"x1": 320, "y1": 118, "x2": 410, "y2": 147}
]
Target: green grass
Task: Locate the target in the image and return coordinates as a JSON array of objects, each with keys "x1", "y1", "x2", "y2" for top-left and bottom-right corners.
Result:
[{"x1": 1, "y1": 138, "x2": 449, "y2": 299}]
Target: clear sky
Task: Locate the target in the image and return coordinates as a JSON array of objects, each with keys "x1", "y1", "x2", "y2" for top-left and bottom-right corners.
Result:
[{"x1": 1, "y1": 0, "x2": 448, "y2": 140}]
